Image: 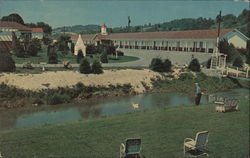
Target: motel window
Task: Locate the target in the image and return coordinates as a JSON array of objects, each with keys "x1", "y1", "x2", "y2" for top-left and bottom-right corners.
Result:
[{"x1": 199, "y1": 42, "x2": 203, "y2": 48}]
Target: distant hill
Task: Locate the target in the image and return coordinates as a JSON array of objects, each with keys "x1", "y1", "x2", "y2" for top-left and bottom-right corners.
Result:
[
  {"x1": 53, "y1": 24, "x2": 100, "y2": 34},
  {"x1": 53, "y1": 9, "x2": 249, "y2": 37}
]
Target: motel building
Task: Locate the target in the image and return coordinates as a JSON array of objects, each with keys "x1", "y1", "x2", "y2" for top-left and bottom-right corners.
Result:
[{"x1": 72, "y1": 24, "x2": 249, "y2": 56}]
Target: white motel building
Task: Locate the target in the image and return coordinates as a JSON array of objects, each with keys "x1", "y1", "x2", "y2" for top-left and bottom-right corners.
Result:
[{"x1": 72, "y1": 24, "x2": 249, "y2": 56}]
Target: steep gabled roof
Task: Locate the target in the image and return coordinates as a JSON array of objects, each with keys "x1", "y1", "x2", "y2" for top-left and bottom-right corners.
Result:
[{"x1": 0, "y1": 21, "x2": 31, "y2": 31}]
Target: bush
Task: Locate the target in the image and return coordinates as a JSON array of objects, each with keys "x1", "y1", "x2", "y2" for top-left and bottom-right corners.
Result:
[
  {"x1": 206, "y1": 58, "x2": 211, "y2": 68},
  {"x1": 117, "y1": 51, "x2": 124, "y2": 56},
  {"x1": 149, "y1": 58, "x2": 164, "y2": 72},
  {"x1": 48, "y1": 51, "x2": 58, "y2": 64},
  {"x1": 47, "y1": 93, "x2": 70, "y2": 105},
  {"x1": 77, "y1": 50, "x2": 84, "y2": 64},
  {"x1": 79, "y1": 58, "x2": 92, "y2": 74},
  {"x1": 163, "y1": 59, "x2": 172, "y2": 72},
  {"x1": 100, "y1": 52, "x2": 108, "y2": 63},
  {"x1": 0, "y1": 53, "x2": 16, "y2": 72},
  {"x1": 92, "y1": 60, "x2": 103, "y2": 74},
  {"x1": 233, "y1": 56, "x2": 244, "y2": 68},
  {"x1": 27, "y1": 38, "x2": 41, "y2": 56},
  {"x1": 188, "y1": 58, "x2": 201, "y2": 72}
]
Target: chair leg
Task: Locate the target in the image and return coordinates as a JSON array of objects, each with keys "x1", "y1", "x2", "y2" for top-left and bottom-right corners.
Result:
[{"x1": 183, "y1": 145, "x2": 186, "y2": 157}]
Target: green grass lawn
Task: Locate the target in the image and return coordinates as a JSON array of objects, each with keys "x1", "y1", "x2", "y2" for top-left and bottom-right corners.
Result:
[
  {"x1": 13, "y1": 47, "x2": 139, "y2": 64},
  {"x1": 0, "y1": 97, "x2": 248, "y2": 158}
]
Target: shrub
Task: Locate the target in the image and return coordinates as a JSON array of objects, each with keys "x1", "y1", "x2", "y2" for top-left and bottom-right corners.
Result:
[
  {"x1": 27, "y1": 38, "x2": 41, "y2": 56},
  {"x1": 117, "y1": 51, "x2": 124, "y2": 56},
  {"x1": 47, "y1": 93, "x2": 69, "y2": 105},
  {"x1": 163, "y1": 59, "x2": 172, "y2": 72},
  {"x1": 92, "y1": 60, "x2": 103, "y2": 74},
  {"x1": 179, "y1": 73, "x2": 194, "y2": 80},
  {"x1": 206, "y1": 58, "x2": 211, "y2": 68},
  {"x1": 233, "y1": 56, "x2": 244, "y2": 68},
  {"x1": 79, "y1": 58, "x2": 92, "y2": 74},
  {"x1": 0, "y1": 53, "x2": 16, "y2": 72},
  {"x1": 100, "y1": 52, "x2": 108, "y2": 63},
  {"x1": 77, "y1": 49, "x2": 84, "y2": 64},
  {"x1": 188, "y1": 58, "x2": 201, "y2": 72},
  {"x1": 149, "y1": 58, "x2": 164, "y2": 72}
]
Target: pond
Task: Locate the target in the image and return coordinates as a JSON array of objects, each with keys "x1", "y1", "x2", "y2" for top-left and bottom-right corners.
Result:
[{"x1": 0, "y1": 88, "x2": 248, "y2": 130}]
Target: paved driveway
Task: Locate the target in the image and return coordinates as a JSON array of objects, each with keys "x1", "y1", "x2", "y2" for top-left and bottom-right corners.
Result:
[
  {"x1": 103, "y1": 49, "x2": 212, "y2": 67},
  {"x1": 16, "y1": 49, "x2": 212, "y2": 68}
]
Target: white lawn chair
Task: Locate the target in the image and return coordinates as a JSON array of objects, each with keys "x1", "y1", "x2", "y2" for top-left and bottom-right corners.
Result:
[
  {"x1": 120, "y1": 138, "x2": 142, "y2": 158},
  {"x1": 184, "y1": 131, "x2": 209, "y2": 157}
]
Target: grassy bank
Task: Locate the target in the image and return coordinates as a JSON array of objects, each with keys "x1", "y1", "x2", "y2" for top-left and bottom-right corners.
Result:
[
  {"x1": 0, "y1": 71, "x2": 249, "y2": 108},
  {"x1": 0, "y1": 97, "x2": 248, "y2": 158},
  {"x1": 151, "y1": 72, "x2": 250, "y2": 94},
  {"x1": 0, "y1": 82, "x2": 133, "y2": 108}
]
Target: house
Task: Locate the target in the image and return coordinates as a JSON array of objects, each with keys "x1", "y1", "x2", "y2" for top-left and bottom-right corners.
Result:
[
  {"x1": 71, "y1": 24, "x2": 249, "y2": 55},
  {"x1": 31, "y1": 28, "x2": 44, "y2": 39},
  {"x1": 0, "y1": 21, "x2": 32, "y2": 40}
]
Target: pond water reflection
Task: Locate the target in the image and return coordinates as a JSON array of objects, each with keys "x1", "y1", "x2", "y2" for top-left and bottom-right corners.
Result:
[{"x1": 0, "y1": 88, "x2": 248, "y2": 130}]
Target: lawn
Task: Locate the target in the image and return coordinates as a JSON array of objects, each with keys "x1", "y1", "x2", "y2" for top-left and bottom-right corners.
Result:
[
  {"x1": 13, "y1": 47, "x2": 139, "y2": 64},
  {"x1": 0, "y1": 97, "x2": 248, "y2": 158}
]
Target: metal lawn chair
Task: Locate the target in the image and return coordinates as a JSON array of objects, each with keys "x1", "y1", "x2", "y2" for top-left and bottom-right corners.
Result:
[
  {"x1": 184, "y1": 131, "x2": 209, "y2": 157},
  {"x1": 120, "y1": 138, "x2": 142, "y2": 158}
]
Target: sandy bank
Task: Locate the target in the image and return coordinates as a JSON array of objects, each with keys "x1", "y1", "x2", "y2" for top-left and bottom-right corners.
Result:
[{"x1": 0, "y1": 69, "x2": 163, "y2": 93}]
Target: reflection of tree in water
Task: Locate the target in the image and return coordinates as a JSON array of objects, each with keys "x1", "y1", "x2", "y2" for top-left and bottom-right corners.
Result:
[{"x1": 78, "y1": 105, "x2": 101, "y2": 120}]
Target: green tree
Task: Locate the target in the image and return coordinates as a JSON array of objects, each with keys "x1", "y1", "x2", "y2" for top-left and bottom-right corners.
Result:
[
  {"x1": 77, "y1": 50, "x2": 84, "y2": 64},
  {"x1": 47, "y1": 46, "x2": 58, "y2": 64},
  {"x1": 149, "y1": 58, "x2": 164, "y2": 72},
  {"x1": 27, "y1": 38, "x2": 41, "y2": 56},
  {"x1": 233, "y1": 56, "x2": 244, "y2": 68},
  {"x1": 1, "y1": 13, "x2": 24, "y2": 25},
  {"x1": 0, "y1": 52, "x2": 16, "y2": 72},
  {"x1": 100, "y1": 52, "x2": 108, "y2": 63},
  {"x1": 188, "y1": 58, "x2": 201, "y2": 72},
  {"x1": 42, "y1": 35, "x2": 52, "y2": 45},
  {"x1": 11, "y1": 32, "x2": 25, "y2": 57},
  {"x1": 92, "y1": 60, "x2": 103, "y2": 74},
  {"x1": 79, "y1": 58, "x2": 92, "y2": 74},
  {"x1": 163, "y1": 59, "x2": 172, "y2": 72},
  {"x1": 246, "y1": 40, "x2": 250, "y2": 65},
  {"x1": 218, "y1": 39, "x2": 234, "y2": 62}
]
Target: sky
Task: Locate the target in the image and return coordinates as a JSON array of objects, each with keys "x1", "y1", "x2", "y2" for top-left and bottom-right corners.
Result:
[{"x1": 0, "y1": 0, "x2": 249, "y2": 28}]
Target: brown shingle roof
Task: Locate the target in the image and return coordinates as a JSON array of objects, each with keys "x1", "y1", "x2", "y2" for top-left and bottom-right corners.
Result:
[
  {"x1": 71, "y1": 29, "x2": 234, "y2": 42},
  {"x1": 0, "y1": 21, "x2": 31, "y2": 31},
  {"x1": 107, "y1": 29, "x2": 234, "y2": 40}
]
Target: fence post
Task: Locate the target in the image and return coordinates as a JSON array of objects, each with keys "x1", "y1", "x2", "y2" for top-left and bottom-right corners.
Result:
[
  {"x1": 236, "y1": 67, "x2": 239, "y2": 77},
  {"x1": 246, "y1": 68, "x2": 249, "y2": 78}
]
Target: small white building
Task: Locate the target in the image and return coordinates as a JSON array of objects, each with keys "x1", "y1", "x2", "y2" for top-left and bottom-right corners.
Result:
[{"x1": 74, "y1": 34, "x2": 86, "y2": 56}]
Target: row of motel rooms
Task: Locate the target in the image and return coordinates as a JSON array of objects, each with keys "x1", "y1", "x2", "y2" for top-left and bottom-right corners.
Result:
[{"x1": 73, "y1": 24, "x2": 249, "y2": 54}]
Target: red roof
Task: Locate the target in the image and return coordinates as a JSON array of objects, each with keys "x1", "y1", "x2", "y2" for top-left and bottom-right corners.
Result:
[
  {"x1": 107, "y1": 29, "x2": 234, "y2": 40},
  {"x1": 71, "y1": 29, "x2": 234, "y2": 42},
  {"x1": 0, "y1": 21, "x2": 31, "y2": 31},
  {"x1": 31, "y1": 28, "x2": 43, "y2": 33},
  {"x1": 0, "y1": 41, "x2": 12, "y2": 52},
  {"x1": 101, "y1": 24, "x2": 107, "y2": 28}
]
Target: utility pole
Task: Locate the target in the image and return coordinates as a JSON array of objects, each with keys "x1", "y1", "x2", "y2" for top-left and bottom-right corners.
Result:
[
  {"x1": 128, "y1": 16, "x2": 131, "y2": 32},
  {"x1": 216, "y1": 10, "x2": 222, "y2": 54}
]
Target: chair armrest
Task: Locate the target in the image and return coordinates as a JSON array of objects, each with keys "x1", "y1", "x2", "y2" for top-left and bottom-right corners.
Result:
[
  {"x1": 184, "y1": 138, "x2": 194, "y2": 143},
  {"x1": 120, "y1": 143, "x2": 125, "y2": 153}
]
